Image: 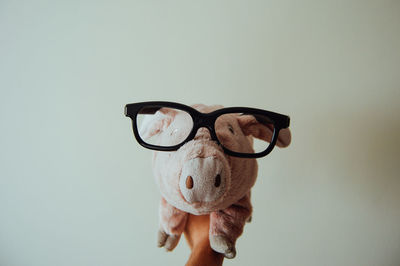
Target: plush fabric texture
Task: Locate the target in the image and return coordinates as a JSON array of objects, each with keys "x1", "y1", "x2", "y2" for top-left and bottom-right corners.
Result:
[{"x1": 141, "y1": 104, "x2": 291, "y2": 258}]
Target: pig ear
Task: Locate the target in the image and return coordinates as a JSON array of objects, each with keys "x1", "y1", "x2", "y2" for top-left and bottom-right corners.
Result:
[
  {"x1": 237, "y1": 115, "x2": 291, "y2": 148},
  {"x1": 138, "y1": 108, "x2": 177, "y2": 140}
]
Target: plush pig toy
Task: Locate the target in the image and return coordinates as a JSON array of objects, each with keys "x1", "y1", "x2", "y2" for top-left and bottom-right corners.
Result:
[{"x1": 125, "y1": 101, "x2": 291, "y2": 263}]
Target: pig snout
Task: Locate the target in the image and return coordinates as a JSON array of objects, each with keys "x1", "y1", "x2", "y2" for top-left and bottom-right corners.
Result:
[{"x1": 179, "y1": 156, "x2": 227, "y2": 204}]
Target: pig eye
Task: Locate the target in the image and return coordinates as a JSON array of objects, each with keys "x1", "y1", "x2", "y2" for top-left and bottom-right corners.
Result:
[{"x1": 228, "y1": 124, "x2": 234, "y2": 134}]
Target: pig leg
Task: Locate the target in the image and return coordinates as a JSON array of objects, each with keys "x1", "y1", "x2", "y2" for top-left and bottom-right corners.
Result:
[
  {"x1": 158, "y1": 197, "x2": 188, "y2": 251},
  {"x1": 209, "y1": 193, "x2": 252, "y2": 259}
]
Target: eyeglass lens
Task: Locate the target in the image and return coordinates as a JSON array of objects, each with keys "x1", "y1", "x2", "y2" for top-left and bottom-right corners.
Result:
[
  {"x1": 215, "y1": 113, "x2": 274, "y2": 154},
  {"x1": 136, "y1": 107, "x2": 193, "y2": 147}
]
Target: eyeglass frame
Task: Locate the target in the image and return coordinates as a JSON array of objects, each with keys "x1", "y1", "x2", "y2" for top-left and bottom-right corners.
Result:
[{"x1": 124, "y1": 101, "x2": 290, "y2": 158}]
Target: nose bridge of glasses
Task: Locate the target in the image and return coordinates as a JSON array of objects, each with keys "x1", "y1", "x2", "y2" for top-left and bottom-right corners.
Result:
[{"x1": 191, "y1": 113, "x2": 215, "y2": 139}]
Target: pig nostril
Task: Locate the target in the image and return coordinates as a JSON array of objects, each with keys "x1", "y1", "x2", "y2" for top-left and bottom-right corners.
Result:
[
  {"x1": 186, "y1": 176, "x2": 194, "y2": 189},
  {"x1": 214, "y1": 174, "x2": 221, "y2": 187}
]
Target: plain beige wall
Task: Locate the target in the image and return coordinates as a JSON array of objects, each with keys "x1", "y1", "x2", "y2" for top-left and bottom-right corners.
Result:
[{"x1": 1, "y1": 1, "x2": 399, "y2": 265}]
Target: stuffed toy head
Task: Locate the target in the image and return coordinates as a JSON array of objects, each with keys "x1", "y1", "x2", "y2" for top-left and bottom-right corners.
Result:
[{"x1": 125, "y1": 101, "x2": 291, "y2": 260}]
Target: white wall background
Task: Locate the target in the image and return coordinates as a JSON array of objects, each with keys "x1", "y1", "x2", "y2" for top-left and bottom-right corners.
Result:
[{"x1": 1, "y1": 1, "x2": 399, "y2": 265}]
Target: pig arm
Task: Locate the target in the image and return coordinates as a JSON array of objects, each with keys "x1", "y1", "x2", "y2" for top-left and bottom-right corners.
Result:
[
  {"x1": 209, "y1": 192, "x2": 252, "y2": 259},
  {"x1": 158, "y1": 197, "x2": 189, "y2": 251}
]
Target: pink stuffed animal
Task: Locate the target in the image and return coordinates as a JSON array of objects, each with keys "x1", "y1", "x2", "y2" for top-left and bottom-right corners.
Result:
[{"x1": 125, "y1": 102, "x2": 291, "y2": 260}]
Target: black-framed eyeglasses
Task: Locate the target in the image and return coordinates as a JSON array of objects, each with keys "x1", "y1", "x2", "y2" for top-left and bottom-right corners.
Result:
[{"x1": 124, "y1": 101, "x2": 290, "y2": 158}]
